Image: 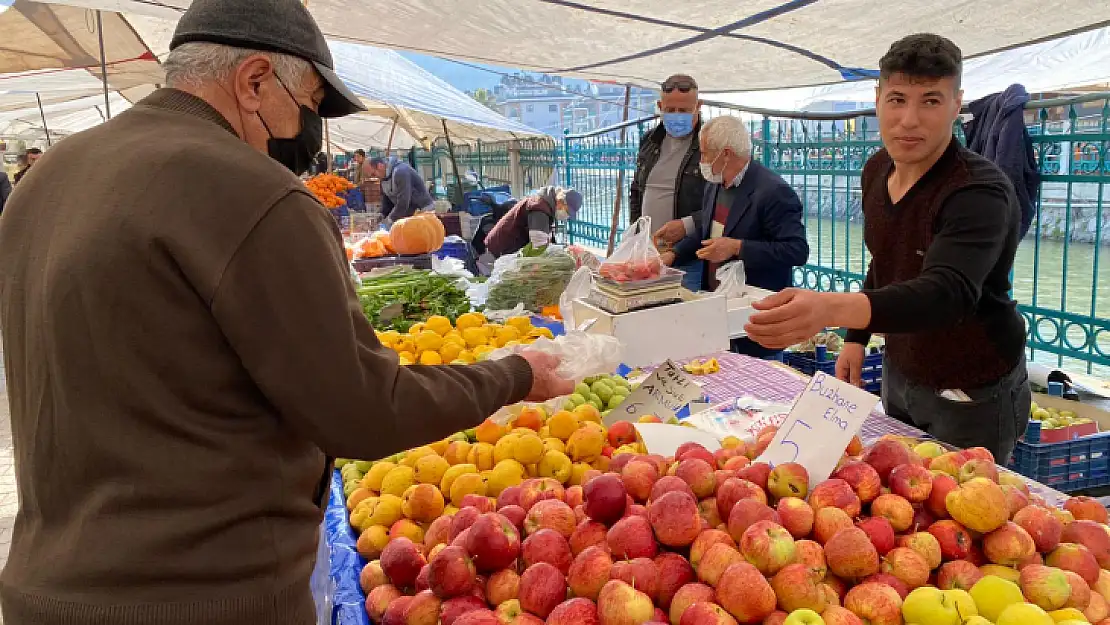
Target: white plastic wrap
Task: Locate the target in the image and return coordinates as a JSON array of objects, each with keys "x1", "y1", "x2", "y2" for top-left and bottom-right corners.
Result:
[
  {"x1": 559, "y1": 266, "x2": 595, "y2": 330},
  {"x1": 715, "y1": 261, "x2": 748, "y2": 298},
  {"x1": 482, "y1": 303, "x2": 528, "y2": 323},
  {"x1": 432, "y1": 254, "x2": 473, "y2": 279},
  {"x1": 488, "y1": 331, "x2": 623, "y2": 382},
  {"x1": 684, "y1": 396, "x2": 794, "y2": 442}
]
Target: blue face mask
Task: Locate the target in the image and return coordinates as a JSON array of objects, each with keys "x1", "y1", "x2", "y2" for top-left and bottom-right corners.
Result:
[{"x1": 662, "y1": 112, "x2": 695, "y2": 137}]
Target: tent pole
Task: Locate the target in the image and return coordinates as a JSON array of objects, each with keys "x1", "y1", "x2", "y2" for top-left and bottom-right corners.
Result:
[
  {"x1": 385, "y1": 117, "x2": 398, "y2": 155},
  {"x1": 606, "y1": 84, "x2": 633, "y2": 256},
  {"x1": 95, "y1": 10, "x2": 111, "y2": 119},
  {"x1": 441, "y1": 119, "x2": 465, "y2": 208},
  {"x1": 35, "y1": 93, "x2": 52, "y2": 147},
  {"x1": 324, "y1": 119, "x2": 332, "y2": 172}
]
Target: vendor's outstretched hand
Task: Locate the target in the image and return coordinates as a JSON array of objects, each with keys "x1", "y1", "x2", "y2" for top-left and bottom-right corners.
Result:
[
  {"x1": 520, "y1": 351, "x2": 575, "y2": 401},
  {"x1": 745, "y1": 288, "x2": 829, "y2": 350}
]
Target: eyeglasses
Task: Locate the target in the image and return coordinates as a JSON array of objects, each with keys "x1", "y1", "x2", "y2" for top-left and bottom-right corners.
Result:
[{"x1": 661, "y1": 77, "x2": 698, "y2": 93}]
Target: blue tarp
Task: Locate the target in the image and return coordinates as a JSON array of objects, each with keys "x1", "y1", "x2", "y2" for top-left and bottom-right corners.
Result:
[{"x1": 314, "y1": 471, "x2": 372, "y2": 625}]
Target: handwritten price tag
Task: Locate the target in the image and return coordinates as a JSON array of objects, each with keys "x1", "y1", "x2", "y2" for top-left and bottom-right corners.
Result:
[
  {"x1": 605, "y1": 360, "x2": 702, "y2": 426},
  {"x1": 756, "y1": 371, "x2": 879, "y2": 486}
]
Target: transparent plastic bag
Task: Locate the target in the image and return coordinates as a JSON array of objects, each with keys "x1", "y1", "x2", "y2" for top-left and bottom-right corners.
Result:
[
  {"x1": 715, "y1": 261, "x2": 748, "y2": 298},
  {"x1": 566, "y1": 245, "x2": 602, "y2": 271},
  {"x1": 559, "y1": 266, "x2": 595, "y2": 329},
  {"x1": 598, "y1": 216, "x2": 663, "y2": 283},
  {"x1": 432, "y1": 255, "x2": 473, "y2": 279},
  {"x1": 484, "y1": 246, "x2": 576, "y2": 311},
  {"x1": 488, "y1": 331, "x2": 623, "y2": 382},
  {"x1": 483, "y1": 303, "x2": 528, "y2": 323}
]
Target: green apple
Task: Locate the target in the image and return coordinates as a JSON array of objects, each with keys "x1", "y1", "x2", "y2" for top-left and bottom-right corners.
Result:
[
  {"x1": 574, "y1": 382, "x2": 591, "y2": 397},
  {"x1": 783, "y1": 609, "x2": 825, "y2": 625},
  {"x1": 568, "y1": 393, "x2": 586, "y2": 406},
  {"x1": 913, "y1": 441, "x2": 946, "y2": 459},
  {"x1": 996, "y1": 602, "x2": 1052, "y2": 625},
  {"x1": 335, "y1": 458, "x2": 351, "y2": 468},
  {"x1": 969, "y1": 576, "x2": 1025, "y2": 623},
  {"x1": 903, "y1": 587, "x2": 961, "y2": 625}
]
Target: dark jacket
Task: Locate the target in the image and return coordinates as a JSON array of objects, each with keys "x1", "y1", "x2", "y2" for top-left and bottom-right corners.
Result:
[
  {"x1": 674, "y1": 160, "x2": 809, "y2": 292},
  {"x1": 629, "y1": 120, "x2": 706, "y2": 229},
  {"x1": 484, "y1": 192, "x2": 555, "y2": 257},
  {"x1": 963, "y1": 84, "x2": 1039, "y2": 238},
  {"x1": 0, "y1": 171, "x2": 11, "y2": 215},
  {"x1": 382, "y1": 156, "x2": 434, "y2": 222}
]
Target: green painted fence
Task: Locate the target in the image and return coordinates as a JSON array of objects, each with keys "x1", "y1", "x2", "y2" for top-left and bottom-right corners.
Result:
[{"x1": 406, "y1": 94, "x2": 1110, "y2": 374}]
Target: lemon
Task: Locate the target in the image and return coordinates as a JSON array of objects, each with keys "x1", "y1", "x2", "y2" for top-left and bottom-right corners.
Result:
[
  {"x1": 494, "y1": 326, "x2": 521, "y2": 348},
  {"x1": 415, "y1": 331, "x2": 444, "y2": 354},
  {"x1": 463, "y1": 327, "x2": 488, "y2": 348},
  {"x1": 548, "y1": 411, "x2": 579, "y2": 441},
  {"x1": 493, "y1": 434, "x2": 521, "y2": 465},
  {"x1": 440, "y1": 463, "x2": 478, "y2": 494},
  {"x1": 418, "y1": 351, "x2": 442, "y2": 365},
  {"x1": 439, "y1": 342, "x2": 463, "y2": 363},
  {"x1": 467, "y1": 442, "x2": 495, "y2": 471},
  {"x1": 529, "y1": 327, "x2": 555, "y2": 340},
  {"x1": 380, "y1": 465, "x2": 416, "y2": 498},
  {"x1": 543, "y1": 438, "x2": 566, "y2": 455},
  {"x1": 506, "y1": 316, "x2": 533, "y2": 332},
  {"x1": 514, "y1": 434, "x2": 545, "y2": 465},
  {"x1": 362, "y1": 461, "x2": 396, "y2": 492},
  {"x1": 408, "y1": 322, "x2": 425, "y2": 335},
  {"x1": 376, "y1": 330, "x2": 401, "y2": 347},
  {"x1": 414, "y1": 454, "x2": 450, "y2": 485},
  {"x1": 400, "y1": 446, "x2": 436, "y2": 467},
  {"x1": 569, "y1": 462, "x2": 594, "y2": 486},
  {"x1": 365, "y1": 494, "x2": 403, "y2": 527},
  {"x1": 538, "y1": 450, "x2": 573, "y2": 483},
  {"x1": 449, "y1": 473, "x2": 488, "y2": 506},
  {"x1": 457, "y1": 350, "x2": 477, "y2": 364},
  {"x1": 395, "y1": 337, "x2": 415, "y2": 354},
  {"x1": 473, "y1": 345, "x2": 495, "y2": 360},
  {"x1": 456, "y1": 312, "x2": 486, "y2": 331},
  {"x1": 488, "y1": 459, "x2": 526, "y2": 496}
]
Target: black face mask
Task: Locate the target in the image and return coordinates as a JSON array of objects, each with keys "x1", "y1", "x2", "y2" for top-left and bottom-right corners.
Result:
[{"x1": 258, "y1": 76, "x2": 323, "y2": 175}]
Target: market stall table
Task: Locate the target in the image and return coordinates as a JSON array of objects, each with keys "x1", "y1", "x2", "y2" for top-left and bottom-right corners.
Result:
[{"x1": 311, "y1": 350, "x2": 1068, "y2": 624}]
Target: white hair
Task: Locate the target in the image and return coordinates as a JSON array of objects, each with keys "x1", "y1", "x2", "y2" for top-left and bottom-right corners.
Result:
[
  {"x1": 701, "y1": 116, "x2": 753, "y2": 159},
  {"x1": 163, "y1": 42, "x2": 312, "y2": 89}
]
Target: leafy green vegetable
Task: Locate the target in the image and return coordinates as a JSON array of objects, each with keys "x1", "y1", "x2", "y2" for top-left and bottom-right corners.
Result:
[
  {"x1": 357, "y1": 269, "x2": 472, "y2": 332},
  {"x1": 486, "y1": 251, "x2": 576, "y2": 312}
]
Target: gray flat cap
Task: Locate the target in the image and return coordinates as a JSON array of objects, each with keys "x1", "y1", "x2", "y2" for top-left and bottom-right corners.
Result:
[{"x1": 170, "y1": 0, "x2": 366, "y2": 118}]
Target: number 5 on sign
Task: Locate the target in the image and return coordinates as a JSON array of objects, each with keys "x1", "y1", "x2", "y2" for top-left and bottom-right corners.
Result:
[{"x1": 756, "y1": 371, "x2": 879, "y2": 487}]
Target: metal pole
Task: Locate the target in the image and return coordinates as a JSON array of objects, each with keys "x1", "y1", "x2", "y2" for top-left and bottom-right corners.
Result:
[
  {"x1": 385, "y1": 117, "x2": 399, "y2": 154},
  {"x1": 606, "y1": 84, "x2": 633, "y2": 256},
  {"x1": 324, "y1": 119, "x2": 332, "y2": 172},
  {"x1": 35, "y1": 93, "x2": 52, "y2": 147},
  {"x1": 95, "y1": 10, "x2": 111, "y2": 118},
  {"x1": 441, "y1": 119, "x2": 465, "y2": 208}
]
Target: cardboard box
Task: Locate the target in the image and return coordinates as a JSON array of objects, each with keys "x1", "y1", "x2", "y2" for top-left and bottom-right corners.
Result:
[
  {"x1": 1029, "y1": 392, "x2": 1109, "y2": 443},
  {"x1": 572, "y1": 292, "x2": 729, "y2": 367}
]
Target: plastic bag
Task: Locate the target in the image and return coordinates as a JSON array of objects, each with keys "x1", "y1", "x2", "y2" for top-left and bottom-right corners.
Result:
[
  {"x1": 598, "y1": 216, "x2": 663, "y2": 283},
  {"x1": 715, "y1": 261, "x2": 748, "y2": 298},
  {"x1": 559, "y1": 266, "x2": 595, "y2": 330},
  {"x1": 684, "y1": 396, "x2": 794, "y2": 442},
  {"x1": 432, "y1": 255, "x2": 473, "y2": 279},
  {"x1": 488, "y1": 331, "x2": 623, "y2": 382},
  {"x1": 566, "y1": 245, "x2": 601, "y2": 271},
  {"x1": 483, "y1": 303, "x2": 528, "y2": 323},
  {"x1": 485, "y1": 246, "x2": 576, "y2": 311}
]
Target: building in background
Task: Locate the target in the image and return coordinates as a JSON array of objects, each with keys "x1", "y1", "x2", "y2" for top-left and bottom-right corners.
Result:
[{"x1": 479, "y1": 73, "x2": 656, "y2": 135}]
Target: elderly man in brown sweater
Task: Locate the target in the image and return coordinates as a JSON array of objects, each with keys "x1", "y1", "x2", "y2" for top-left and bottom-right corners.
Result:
[{"x1": 0, "y1": 0, "x2": 570, "y2": 623}]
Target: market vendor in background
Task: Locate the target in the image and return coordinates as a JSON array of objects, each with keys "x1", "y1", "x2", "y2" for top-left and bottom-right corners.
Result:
[
  {"x1": 630, "y1": 74, "x2": 707, "y2": 292},
  {"x1": 485, "y1": 185, "x2": 582, "y2": 257},
  {"x1": 670, "y1": 115, "x2": 809, "y2": 359},
  {"x1": 352, "y1": 148, "x2": 370, "y2": 185},
  {"x1": 367, "y1": 153, "x2": 434, "y2": 224},
  {"x1": 745, "y1": 33, "x2": 1030, "y2": 461},
  {"x1": 11, "y1": 148, "x2": 41, "y2": 185},
  {"x1": 0, "y1": 0, "x2": 572, "y2": 623}
]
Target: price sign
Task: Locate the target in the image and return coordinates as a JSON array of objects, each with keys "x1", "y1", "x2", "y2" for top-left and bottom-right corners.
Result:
[
  {"x1": 756, "y1": 371, "x2": 879, "y2": 486},
  {"x1": 605, "y1": 360, "x2": 702, "y2": 426}
]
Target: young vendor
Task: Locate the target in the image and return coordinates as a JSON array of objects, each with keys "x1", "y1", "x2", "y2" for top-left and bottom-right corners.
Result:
[{"x1": 744, "y1": 33, "x2": 1031, "y2": 461}]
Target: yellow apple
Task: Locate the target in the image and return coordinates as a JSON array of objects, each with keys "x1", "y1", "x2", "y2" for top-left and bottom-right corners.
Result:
[
  {"x1": 970, "y1": 576, "x2": 1025, "y2": 622},
  {"x1": 997, "y1": 602, "x2": 1053, "y2": 625},
  {"x1": 902, "y1": 587, "x2": 961, "y2": 625}
]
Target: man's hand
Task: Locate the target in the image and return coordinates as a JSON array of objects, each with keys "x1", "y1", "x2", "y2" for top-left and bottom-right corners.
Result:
[
  {"x1": 654, "y1": 219, "x2": 687, "y2": 245},
  {"x1": 744, "y1": 288, "x2": 830, "y2": 350},
  {"x1": 696, "y1": 237, "x2": 742, "y2": 263},
  {"x1": 660, "y1": 251, "x2": 676, "y2": 267},
  {"x1": 836, "y1": 342, "x2": 866, "y2": 387},
  {"x1": 520, "y1": 351, "x2": 574, "y2": 401}
]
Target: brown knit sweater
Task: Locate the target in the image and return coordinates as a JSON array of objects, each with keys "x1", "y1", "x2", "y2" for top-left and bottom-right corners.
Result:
[{"x1": 0, "y1": 89, "x2": 532, "y2": 625}]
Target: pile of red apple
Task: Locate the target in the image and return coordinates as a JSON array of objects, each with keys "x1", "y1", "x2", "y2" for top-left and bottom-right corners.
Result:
[{"x1": 360, "y1": 432, "x2": 1110, "y2": 625}]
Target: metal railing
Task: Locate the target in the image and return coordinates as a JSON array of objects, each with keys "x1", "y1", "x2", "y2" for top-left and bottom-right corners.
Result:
[{"x1": 407, "y1": 93, "x2": 1110, "y2": 374}]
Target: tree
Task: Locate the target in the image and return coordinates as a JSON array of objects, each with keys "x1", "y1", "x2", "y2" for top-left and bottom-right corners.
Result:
[{"x1": 471, "y1": 88, "x2": 499, "y2": 111}]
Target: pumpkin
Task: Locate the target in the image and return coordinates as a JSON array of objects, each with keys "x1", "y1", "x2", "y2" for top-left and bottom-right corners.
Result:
[{"x1": 390, "y1": 214, "x2": 445, "y2": 255}]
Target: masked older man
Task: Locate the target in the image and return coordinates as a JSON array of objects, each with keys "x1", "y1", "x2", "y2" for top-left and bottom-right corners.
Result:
[
  {"x1": 0, "y1": 0, "x2": 570, "y2": 623},
  {"x1": 672, "y1": 116, "x2": 809, "y2": 358}
]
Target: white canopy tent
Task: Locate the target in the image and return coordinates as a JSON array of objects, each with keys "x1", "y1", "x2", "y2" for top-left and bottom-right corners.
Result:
[
  {"x1": 24, "y1": 0, "x2": 1110, "y2": 94},
  {"x1": 713, "y1": 25, "x2": 1110, "y2": 112}
]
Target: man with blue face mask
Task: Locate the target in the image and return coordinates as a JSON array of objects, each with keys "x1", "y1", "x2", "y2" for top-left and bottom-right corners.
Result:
[{"x1": 629, "y1": 74, "x2": 707, "y2": 291}]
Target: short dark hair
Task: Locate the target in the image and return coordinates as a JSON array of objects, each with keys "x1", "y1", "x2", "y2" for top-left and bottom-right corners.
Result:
[
  {"x1": 354, "y1": 149, "x2": 366, "y2": 157},
  {"x1": 26, "y1": 148, "x2": 42, "y2": 156},
  {"x1": 369, "y1": 157, "x2": 387, "y2": 168},
  {"x1": 879, "y1": 34, "x2": 963, "y2": 88}
]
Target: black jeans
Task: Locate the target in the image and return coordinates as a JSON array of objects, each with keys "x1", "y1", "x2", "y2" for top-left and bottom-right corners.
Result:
[{"x1": 881, "y1": 355, "x2": 1031, "y2": 464}]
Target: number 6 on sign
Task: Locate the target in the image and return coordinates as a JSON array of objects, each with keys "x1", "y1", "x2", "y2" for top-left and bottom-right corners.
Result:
[{"x1": 755, "y1": 371, "x2": 878, "y2": 486}]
